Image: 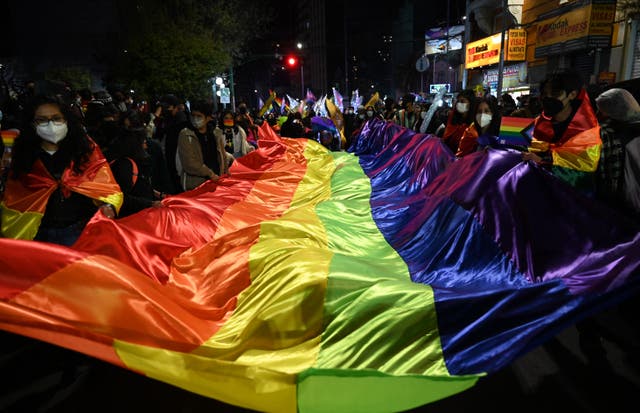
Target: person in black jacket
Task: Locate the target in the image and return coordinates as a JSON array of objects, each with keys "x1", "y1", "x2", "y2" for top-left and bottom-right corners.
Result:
[
  {"x1": 109, "y1": 127, "x2": 164, "y2": 218},
  {"x1": 279, "y1": 111, "x2": 306, "y2": 138},
  {"x1": 153, "y1": 94, "x2": 187, "y2": 194}
]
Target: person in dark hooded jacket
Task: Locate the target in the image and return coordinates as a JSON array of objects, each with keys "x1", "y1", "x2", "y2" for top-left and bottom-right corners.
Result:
[{"x1": 595, "y1": 87, "x2": 640, "y2": 221}]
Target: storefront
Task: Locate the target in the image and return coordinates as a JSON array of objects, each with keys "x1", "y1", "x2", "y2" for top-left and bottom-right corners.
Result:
[
  {"x1": 527, "y1": 0, "x2": 616, "y2": 85},
  {"x1": 482, "y1": 62, "x2": 530, "y2": 99}
]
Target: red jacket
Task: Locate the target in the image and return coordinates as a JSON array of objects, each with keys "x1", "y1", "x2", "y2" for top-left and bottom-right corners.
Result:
[{"x1": 442, "y1": 110, "x2": 470, "y2": 154}]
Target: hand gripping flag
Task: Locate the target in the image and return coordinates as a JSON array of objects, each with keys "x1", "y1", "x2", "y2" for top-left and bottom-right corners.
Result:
[{"x1": 0, "y1": 120, "x2": 639, "y2": 412}]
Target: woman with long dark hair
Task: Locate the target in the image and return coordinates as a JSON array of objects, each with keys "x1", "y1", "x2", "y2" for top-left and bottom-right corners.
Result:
[
  {"x1": 1, "y1": 95, "x2": 122, "y2": 245},
  {"x1": 442, "y1": 89, "x2": 476, "y2": 154},
  {"x1": 456, "y1": 95, "x2": 501, "y2": 158},
  {"x1": 108, "y1": 127, "x2": 164, "y2": 217}
]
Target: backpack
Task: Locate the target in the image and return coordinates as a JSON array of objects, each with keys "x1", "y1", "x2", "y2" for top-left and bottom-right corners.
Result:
[{"x1": 110, "y1": 157, "x2": 138, "y2": 187}]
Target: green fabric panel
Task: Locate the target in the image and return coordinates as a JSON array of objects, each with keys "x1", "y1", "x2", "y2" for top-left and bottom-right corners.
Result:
[
  {"x1": 298, "y1": 368, "x2": 479, "y2": 413},
  {"x1": 298, "y1": 151, "x2": 475, "y2": 412},
  {"x1": 551, "y1": 166, "x2": 595, "y2": 192}
]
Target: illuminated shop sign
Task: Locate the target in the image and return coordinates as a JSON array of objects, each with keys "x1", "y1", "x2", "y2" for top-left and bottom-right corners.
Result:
[
  {"x1": 534, "y1": 0, "x2": 615, "y2": 58},
  {"x1": 465, "y1": 29, "x2": 527, "y2": 69}
]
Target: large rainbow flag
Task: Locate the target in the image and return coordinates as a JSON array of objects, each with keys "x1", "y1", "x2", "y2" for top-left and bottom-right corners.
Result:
[{"x1": 0, "y1": 119, "x2": 639, "y2": 412}]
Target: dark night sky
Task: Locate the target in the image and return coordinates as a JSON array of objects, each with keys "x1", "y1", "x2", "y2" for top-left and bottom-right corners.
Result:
[
  {"x1": 3, "y1": 1, "x2": 119, "y2": 59},
  {"x1": 1, "y1": 0, "x2": 467, "y2": 96},
  {"x1": 3, "y1": 0, "x2": 466, "y2": 59}
]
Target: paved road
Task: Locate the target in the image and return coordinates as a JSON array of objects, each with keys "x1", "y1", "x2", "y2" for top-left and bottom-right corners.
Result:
[
  {"x1": 418, "y1": 299, "x2": 640, "y2": 413},
  {"x1": 2, "y1": 302, "x2": 638, "y2": 413}
]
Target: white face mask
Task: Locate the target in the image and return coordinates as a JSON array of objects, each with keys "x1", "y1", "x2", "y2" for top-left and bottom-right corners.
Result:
[
  {"x1": 192, "y1": 117, "x2": 205, "y2": 129},
  {"x1": 37, "y1": 122, "x2": 68, "y2": 144},
  {"x1": 358, "y1": 113, "x2": 365, "y2": 119},
  {"x1": 476, "y1": 113, "x2": 492, "y2": 128},
  {"x1": 366, "y1": 110, "x2": 374, "y2": 117},
  {"x1": 456, "y1": 102, "x2": 469, "y2": 114},
  {"x1": 420, "y1": 111, "x2": 427, "y2": 119}
]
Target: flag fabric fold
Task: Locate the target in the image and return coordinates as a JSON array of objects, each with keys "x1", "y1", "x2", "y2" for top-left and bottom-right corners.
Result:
[
  {"x1": 332, "y1": 87, "x2": 344, "y2": 113},
  {"x1": 350, "y1": 89, "x2": 362, "y2": 109},
  {"x1": 0, "y1": 120, "x2": 639, "y2": 412}
]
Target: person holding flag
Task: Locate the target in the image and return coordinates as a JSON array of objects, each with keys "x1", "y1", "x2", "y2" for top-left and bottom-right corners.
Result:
[
  {"x1": 0, "y1": 95, "x2": 123, "y2": 245},
  {"x1": 522, "y1": 69, "x2": 602, "y2": 195}
]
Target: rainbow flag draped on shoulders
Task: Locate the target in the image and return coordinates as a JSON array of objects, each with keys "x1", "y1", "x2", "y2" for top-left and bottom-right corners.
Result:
[
  {"x1": 531, "y1": 89, "x2": 602, "y2": 190},
  {"x1": 0, "y1": 142, "x2": 123, "y2": 240},
  {"x1": 0, "y1": 119, "x2": 639, "y2": 412}
]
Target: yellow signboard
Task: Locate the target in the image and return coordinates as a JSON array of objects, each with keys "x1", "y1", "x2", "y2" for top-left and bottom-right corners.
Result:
[
  {"x1": 533, "y1": 1, "x2": 616, "y2": 58},
  {"x1": 589, "y1": 3, "x2": 616, "y2": 36},
  {"x1": 536, "y1": 6, "x2": 590, "y2": 48},
  {"x1": 466, "y1": 33, "x2": 502, "y2": 69},
  {"x1": 465, "y1": 30, "x2": 527, "y2": 69},
  {"x1": 506, "y1": 29, "x2": 527, "y2": 61}
]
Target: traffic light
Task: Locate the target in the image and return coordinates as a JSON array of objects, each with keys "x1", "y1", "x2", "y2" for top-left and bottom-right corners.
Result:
[{"x1": 286, "y1": 55, "x2": 298, "y2": 68}]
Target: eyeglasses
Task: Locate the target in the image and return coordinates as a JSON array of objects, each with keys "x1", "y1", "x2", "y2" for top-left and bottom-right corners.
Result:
[{"x1": 34, "y1": 116, "x2": 66, "y2": 126}]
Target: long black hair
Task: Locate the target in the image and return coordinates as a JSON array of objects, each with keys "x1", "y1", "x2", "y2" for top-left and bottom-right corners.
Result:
[
  {"x1": 218, "y1": 109, "x2": 239, "y2": 134},
  {"x1": 473, "y1": 95, "x2": 502, "y2": 137},
  {"x1": 451, "y1": 89, "x2": 476, "y2": 125},
  {"x1": 108, "y1": 127, "x2": 149, "y2": 164},
  {"x1": 10, "y1": 94, "x2": 93, "y2": 177}
]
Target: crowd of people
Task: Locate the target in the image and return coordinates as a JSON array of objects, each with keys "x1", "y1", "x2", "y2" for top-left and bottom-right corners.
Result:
[
  {"x1": 0, "y1": 67, "x2": 639, "y2": 249},
  {"x1": 0, "y1": 85, "x2": 263, "y2": 245},
  {"x1": 338, "y1": 69, "x2": 639, "y2": 225},
  {"x1": 0, "y1": 69, "x2": 639, "y2": 411}
]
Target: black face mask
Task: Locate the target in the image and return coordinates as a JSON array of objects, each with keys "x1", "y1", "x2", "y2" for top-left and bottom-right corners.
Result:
[{"x1": 541, "y1": 97, "x2": 565, "y2": 118}]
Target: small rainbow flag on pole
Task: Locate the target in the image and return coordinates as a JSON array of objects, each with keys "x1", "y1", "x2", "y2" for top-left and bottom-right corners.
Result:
[
  {"x1": 1, "y1": 129, "x2": 19, "y2": 148},
  {"x1": 498, "y1": 116, "x2": 534, "y2": 147}
]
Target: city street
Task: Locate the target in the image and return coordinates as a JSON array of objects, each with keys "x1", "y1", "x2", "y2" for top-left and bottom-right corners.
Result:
[{"x1": 3, "y1": 302, "x2": 638, "y2": 413}]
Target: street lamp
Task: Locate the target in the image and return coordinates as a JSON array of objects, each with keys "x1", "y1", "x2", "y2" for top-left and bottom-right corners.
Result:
[
  {"x1": 297, "y1": 43, "x2": 305, "y2": 98},
  {"x1": 214, "y1": 77, "x2": 227, "y2": 110}
]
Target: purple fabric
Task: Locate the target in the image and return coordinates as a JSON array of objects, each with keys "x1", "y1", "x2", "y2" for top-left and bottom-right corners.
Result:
[{"x1": 352, "y1": 120, "x2": 640, "y2": 374}]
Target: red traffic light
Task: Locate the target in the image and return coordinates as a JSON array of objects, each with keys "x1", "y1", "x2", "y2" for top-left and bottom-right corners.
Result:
[{"x1": 286, "y1": 56, "x2": 298, "y2": 67}]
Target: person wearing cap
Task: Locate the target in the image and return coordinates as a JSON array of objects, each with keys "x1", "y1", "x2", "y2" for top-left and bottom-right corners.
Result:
[{"x1": 594, "y1": 87, "x2": 640, "y2": 220}]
